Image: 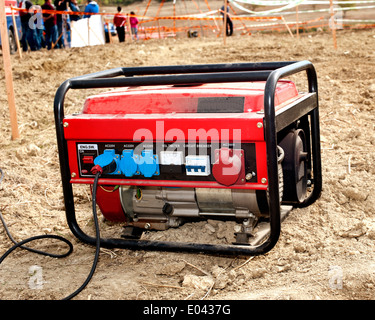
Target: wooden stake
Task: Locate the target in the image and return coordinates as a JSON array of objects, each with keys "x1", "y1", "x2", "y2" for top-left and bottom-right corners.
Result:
[
  {"x1": 296, "y1": 5, "x2": 299, "y2": 39},
  {"x1": 142, "y1": 0, "x2": 152, "y2": 39},
  {"x1": 191, "y1": 0, "x2": 205, "y2": 37},
  {"x1": 156, "y1": 18, "x2": 161, "y2": 39},
  {"x1": 154, "y1": 0, "x2": 165, "y2": 40},
  {"x1": 329, "y1": 0, "x2": 337, "y2": 49},
  {"x1": 282, "y1": 17, "x2": 294, "y2": 38},
  {"x1": 52, "y1": 32, "x2": 63, "y2": 49},
  {"x1": 155, "y1": 0, "x2": 166, "y2": 17},
  {"x1": 87, "y1": 17, "x2": 90, "y2": 46},
  {"x1": 143, "y1": 0, "x2": 152, "y2": 17},
  {"x1": 11, "y1": 7, "x2": 22, "y2": 59},
  {"x1": 204, "y1": 0, "x2": 220, "y2": 33},
  {"x1": 223, "y1": 0, "x2": 228, "y2": 44},
  {"x1": 0, "y1": 0, "x2": 20, "y2": 140},
  {"x1": 173, "y1": 2, "x2": 176, "y2": 34}
]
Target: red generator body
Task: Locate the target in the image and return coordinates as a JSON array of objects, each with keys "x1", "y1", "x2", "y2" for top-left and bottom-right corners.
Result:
[{"x1": 54, "y1": 61, "x2": 322, "y2": 256}]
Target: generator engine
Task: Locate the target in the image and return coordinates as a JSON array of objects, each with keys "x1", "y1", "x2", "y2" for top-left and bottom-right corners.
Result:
[{"x1": 55, "y1": 61, "x2": 322, "y2": 255}]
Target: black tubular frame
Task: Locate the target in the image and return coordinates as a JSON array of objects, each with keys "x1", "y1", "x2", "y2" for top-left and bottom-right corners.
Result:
[{"x1": 54, "y1": 61, "x2": 322, "y2": 256}]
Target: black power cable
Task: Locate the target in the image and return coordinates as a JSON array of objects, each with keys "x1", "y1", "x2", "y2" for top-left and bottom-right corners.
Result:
[
  {"x1": 62, "y1": 171, "x2": 101, "y2": 300},
  {"x1": 0, "y1": 168, "x2": 102, "y2": 300}
]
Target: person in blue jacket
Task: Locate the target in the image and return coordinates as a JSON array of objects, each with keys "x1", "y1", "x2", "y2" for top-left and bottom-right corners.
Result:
[
  {"x1": 220, "y1": 4, "x2": 233, "y2": 36},
  {"x1": 84, "y1": 0, "x2": 99, "y2": 18}
]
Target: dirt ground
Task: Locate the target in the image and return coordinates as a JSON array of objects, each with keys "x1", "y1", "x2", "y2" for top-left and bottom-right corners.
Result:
[{"x1": 1, "y1": 5, "x2": 375, "y2": 302}]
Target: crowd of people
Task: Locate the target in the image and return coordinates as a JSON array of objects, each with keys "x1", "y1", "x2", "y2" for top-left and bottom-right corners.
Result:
[
  {"x1": 17, "y1": 0, "x2": 139, "y2": 52},
  {"x1": 19, "y1": 0, "x2": 93, "y2": 51},
  {"x1": 16, "y1": 0, "x2": 236, "y2": 52}
]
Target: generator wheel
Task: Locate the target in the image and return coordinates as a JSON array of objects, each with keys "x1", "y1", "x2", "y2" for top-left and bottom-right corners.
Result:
[
  {"x1": 279, "y1": 129, "x2": 308, "y2": 204},
  {"x1": 8, "y1": 28, "x2": 17, "y2": 55}
]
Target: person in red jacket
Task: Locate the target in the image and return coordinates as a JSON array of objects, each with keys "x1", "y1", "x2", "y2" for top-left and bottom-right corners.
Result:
[
  {"x1": 42, "y1": 0, "x2": 57, "y2": 50},
  {"x1": 113, "y1": 6, "x2": 126, "y2": 42}
]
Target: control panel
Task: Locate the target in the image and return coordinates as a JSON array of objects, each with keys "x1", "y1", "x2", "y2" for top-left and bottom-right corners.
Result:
[{"x1": 76, "y1": 142, "x2": 258, "y2": 184}]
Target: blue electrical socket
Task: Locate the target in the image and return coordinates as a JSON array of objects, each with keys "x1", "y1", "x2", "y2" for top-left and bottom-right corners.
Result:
[
  {"x1": 94, "y1": 149, "x2": 120, "y2": 174},
  {"x1": 120, "y1": 149, "x2": 139, "y2": 177},
  {"x1": 137, "y1": 150, "x2": 160, "y2": 178}
]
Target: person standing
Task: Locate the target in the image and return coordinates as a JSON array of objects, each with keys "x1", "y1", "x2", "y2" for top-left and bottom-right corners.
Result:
[
  {"x1": 129, "y1": 11, "x2": 139, "y2": 41},
  {"x1": 113, "y1": 6, "x2": 126, "y2": 42},
  {"x1": 83, "y1": 0, "x2": 99, "y2": 19},
  {"x1": 18, "y1": 0, "x2": 37, "y2": 51},
  {"x1": 69, "y1": 0, "x2": 81, "y2": 22},
  {"x1": 35, "y1": 5, "x2": 45, "y2": 50},
  {"x1": 42, "y1": 0, "x2": 58, "y2": 50},
  {"x1": 54, "y1": 0, "x2": 68, "y2": 48},
  {"x1": 220, "y1": 4, "x2": 233, "y2": 36}
]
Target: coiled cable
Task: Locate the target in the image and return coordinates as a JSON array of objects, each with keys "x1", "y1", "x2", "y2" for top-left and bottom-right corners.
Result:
[{"x1": 0, "y1": 167, "x2": 102, "y2": 300}]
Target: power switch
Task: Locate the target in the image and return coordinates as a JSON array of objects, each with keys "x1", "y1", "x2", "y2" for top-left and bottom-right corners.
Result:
[{"x1": 82, "y1": 156, "x2": 94, "y2": 164}]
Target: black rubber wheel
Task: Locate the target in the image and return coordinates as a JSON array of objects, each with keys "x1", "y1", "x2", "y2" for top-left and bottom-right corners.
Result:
[
  {"x1": 279, "y1": 129, "x2": 308, "y2": 204},
  {"x1": 8, "y1": 28, "x2": 17, "y2": 55}
]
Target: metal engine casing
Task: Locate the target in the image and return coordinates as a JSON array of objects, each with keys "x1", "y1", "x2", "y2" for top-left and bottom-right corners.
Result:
[{"x1": 118, "y1": 185, "x2": 278, "y2": 231}]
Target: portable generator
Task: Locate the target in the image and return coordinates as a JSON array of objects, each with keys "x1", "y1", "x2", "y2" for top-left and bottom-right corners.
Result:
[{"x1": 54, "y1": 61, "x2": 322, "y2": 256}]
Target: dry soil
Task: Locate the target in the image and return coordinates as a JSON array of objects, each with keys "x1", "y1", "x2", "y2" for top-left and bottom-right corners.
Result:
[{"x1": 1, "y1": 8, "x2": 375, "y2": 301}]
